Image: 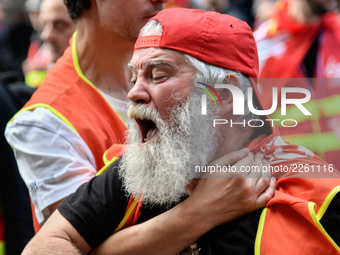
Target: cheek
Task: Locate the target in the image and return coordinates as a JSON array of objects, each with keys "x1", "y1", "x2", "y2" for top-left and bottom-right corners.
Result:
[{"x1": 157, "y1": 91, "x2": 189, "y2": 118}]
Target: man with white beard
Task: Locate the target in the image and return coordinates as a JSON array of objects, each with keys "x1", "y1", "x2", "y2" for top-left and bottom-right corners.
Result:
[
  {"x1": 120, "y1": 94, "x2": 223, "y2": 206},
  {"x1": 22, "y1": 8, "x2": 340, "y2": 255}
]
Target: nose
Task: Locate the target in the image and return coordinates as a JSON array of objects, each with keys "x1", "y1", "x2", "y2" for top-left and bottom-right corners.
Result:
[
  {"x1": 40, "y1": 24, "x2": 55, "y2": 43},
  {"x1": 128, "y1": 78, "x2": 152, "y2": 105}
]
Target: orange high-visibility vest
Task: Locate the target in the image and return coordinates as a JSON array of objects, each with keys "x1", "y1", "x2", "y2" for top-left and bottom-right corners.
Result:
[
  {"x1": 248, "y1": 127, "x2": 340, "y2": 254},
  {"x1": 19, "y1": 33, "x2": 127, "y2": 232}
]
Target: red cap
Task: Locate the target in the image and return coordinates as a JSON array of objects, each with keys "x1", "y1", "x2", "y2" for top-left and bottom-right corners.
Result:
[{"x1": 135, "y1": 8, "x2": 259, "y2": 80}]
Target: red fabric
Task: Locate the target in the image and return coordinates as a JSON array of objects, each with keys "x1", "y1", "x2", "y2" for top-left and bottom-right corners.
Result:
[
  {"x1": 257, "y1": 1, "x2": 320, "y2": 79},
  {"x1": 255, "y1": 1, "x2": 340, "y2": 170},
  {"x1": 120, "y1": 196, "x2": 143, "y2": 231},
  {"x1": 256, "y1": 1, "x2": 340, "y2": 98},
  {"x1": 27, "y1": 41, "x2": 42, "y2": 60},
  {"x1": 247, "y1": 126, "x2": 340, "y2": 254},
  {"x1": 247, "y1": 126, "x2": 333, "y2": 173}
]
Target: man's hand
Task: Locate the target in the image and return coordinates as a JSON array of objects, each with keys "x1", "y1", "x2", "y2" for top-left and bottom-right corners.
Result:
[{"x1": 185, "y1": 148, "x2": 276, "y2": 228}]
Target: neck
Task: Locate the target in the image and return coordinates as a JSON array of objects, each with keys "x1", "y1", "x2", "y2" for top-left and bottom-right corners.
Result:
[
  {"x1": 289, "y1": 0, "x2": 322, "y2": 23},
  {"x1": 74, "y1": 18, "x2": 134, "y2": 101},
  {"x1": 214, "y1": 116, "x2": 254, "y2": 159}
]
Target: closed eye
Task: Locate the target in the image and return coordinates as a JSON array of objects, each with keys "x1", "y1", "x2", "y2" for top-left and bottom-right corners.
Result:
[{"x1": 152, "y1": 75, "x2": 167, "y2": 83}]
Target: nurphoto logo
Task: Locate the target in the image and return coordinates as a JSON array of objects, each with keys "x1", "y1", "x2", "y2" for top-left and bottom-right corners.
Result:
[{"x1": 196, "y1": 82, "x2": 312, "y2": 128}]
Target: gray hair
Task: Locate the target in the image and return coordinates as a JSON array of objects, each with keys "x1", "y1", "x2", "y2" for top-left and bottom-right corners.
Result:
[{"x1": 139, "y1": 19, "x2": 163, "y2": 37}]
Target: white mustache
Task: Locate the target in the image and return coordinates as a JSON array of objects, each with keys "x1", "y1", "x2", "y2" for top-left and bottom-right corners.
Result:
[{"x1": 128, "y1": 104, "x2": 164, "y2": 128}]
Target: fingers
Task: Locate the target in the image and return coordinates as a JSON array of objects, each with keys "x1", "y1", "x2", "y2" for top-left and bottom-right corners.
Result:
[
  {"x1": 253, "y1": 159, "x2": 270, "y2": 192},
  {"x1": 229, "y1": 152, "x2": 255, "y2": 178},
  {"x1": 209, "y1": 148, "x2": 250, "y2": 169},
  {"x1": 232, "y1": 152, "x2": 266, "y2": 179},
  {"x1": 254, "y1": 177, "x2": 276, "y2": 209},
  {"x1": 246, "y1": 153, "x2": 265, "y2": 178},
  {"x1": 246, "y1": 155, "x2": 273, "y2": 208}
]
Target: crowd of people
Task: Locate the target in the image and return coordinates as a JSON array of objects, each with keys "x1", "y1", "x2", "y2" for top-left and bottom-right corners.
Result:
[{"x1": 0, "y1": 0, "x2": 339, "y2": 254}]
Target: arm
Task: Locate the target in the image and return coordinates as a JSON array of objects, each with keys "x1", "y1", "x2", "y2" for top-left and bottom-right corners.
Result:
[
  {"x1": 22, "y1": 210, "x2": 91, "y2": 255},
  {"x1": 91, "y1": 150, "x2": 275, "y2": 255}
]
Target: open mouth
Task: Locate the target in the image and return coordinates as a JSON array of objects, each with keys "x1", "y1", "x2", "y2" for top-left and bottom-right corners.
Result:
[{"x1": 135, "y1": 118, "x2": 159, "y2": 144}]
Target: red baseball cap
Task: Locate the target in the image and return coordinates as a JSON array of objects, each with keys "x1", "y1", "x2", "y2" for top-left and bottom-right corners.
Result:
[
  {"x1": 135, "y1": 8, "x2": 272, "y2": 133},
  {"x1": 135, "y1": 8, "x2": 258, "y2": 80}
]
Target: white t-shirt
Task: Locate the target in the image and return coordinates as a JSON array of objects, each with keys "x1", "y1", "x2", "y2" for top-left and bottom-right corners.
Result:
[{"x1": 5, "y1": 95, "x2": 128, "y2": 224}]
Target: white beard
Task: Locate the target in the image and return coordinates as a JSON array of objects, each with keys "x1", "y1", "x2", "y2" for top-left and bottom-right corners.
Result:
[{"x1": 119, "y1": 93, "x2": 220, "y2": 207}]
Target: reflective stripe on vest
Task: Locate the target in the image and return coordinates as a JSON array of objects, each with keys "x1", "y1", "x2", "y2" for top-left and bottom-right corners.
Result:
[
  {"x1": 307, "y1": 186, "x2": 340, "y2": 253},
  {"x1": 254, "y1": 208, "x2": 268, "y2": 255},
  {"x1": 255, "y1": 185, "x2": 340, "y2": 254},
  {"x1": 9, "y1": 103, "x2": 79, "y2": 135},
  {"x1": 97, "y1": 144, "x2": 142, "y2": 233}
]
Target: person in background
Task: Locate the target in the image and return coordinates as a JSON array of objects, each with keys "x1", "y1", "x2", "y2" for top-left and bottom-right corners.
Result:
[
  {"x1": 39, "y1": 0, "x2": 75, "y2": 64},
  {"x1": 205, "y1": 0, "x2": 254, "y2": 26},
  {"x1": 0, "y1": 77, "x2": 35, "y2": 255},
  {"x1": 254, "y1": 0, "x2": 340, "y2": 170},
  {"x1": 0, "y1": 3, "x2": 21, "y2": 73},
  {"x1": 0, "y1": 1, "x2": 32, "y2": 74},
  {"x1": 23, "y1": 0, "x2": 75, "y2": 87},
  {"x1": 252, "y1": 0, "x2": 276, "y2": 28},
  {"x1": 22, "y1": 0, "x2": 48, "y2": 87}
]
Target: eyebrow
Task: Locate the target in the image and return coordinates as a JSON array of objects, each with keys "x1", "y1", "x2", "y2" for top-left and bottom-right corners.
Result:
[{"x1": 128, "y1": 60, "x2": 172, "y2": 71}]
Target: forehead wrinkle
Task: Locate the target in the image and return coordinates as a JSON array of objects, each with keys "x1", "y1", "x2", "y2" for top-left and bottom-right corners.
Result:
[{"x1": 145, "y1": 61, "x2": 173, "y2": 70}]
